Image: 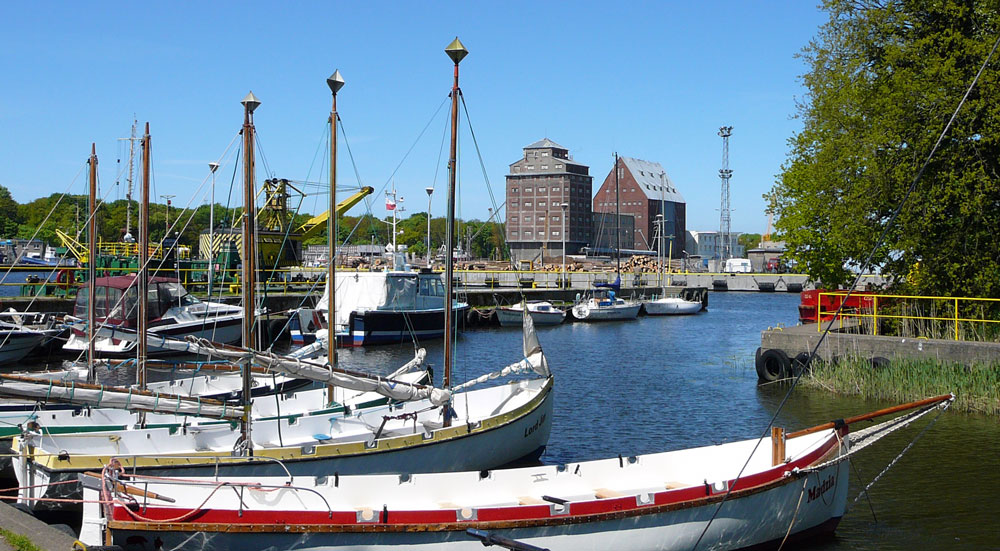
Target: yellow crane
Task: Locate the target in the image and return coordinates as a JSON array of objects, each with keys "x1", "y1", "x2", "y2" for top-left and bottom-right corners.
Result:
[{"x1": 295, "y1": 186, "x2": 375, "y2": 240}]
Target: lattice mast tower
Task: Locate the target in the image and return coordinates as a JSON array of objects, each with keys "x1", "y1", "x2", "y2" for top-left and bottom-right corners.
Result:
[{"x1": 718, "y1": 126, "x2": 733, "y2": 262}]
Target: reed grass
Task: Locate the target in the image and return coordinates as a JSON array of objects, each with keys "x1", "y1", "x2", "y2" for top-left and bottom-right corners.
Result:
[
  {"x1": 0, "y1": 528, "x2": 42, "y2": 551},
  {"x1": 803, "y1": 356, "x2": 1000, "y2": 415}
]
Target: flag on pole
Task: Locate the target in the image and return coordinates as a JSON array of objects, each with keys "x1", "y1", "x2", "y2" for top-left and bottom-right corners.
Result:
[{"x1": 386, "y1": 196, "x2": 396, "y2": 211}]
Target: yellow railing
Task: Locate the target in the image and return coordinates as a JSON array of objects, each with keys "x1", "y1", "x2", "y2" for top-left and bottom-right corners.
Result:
[{"x1": 817, "y1": 291, "x2": 1000, "y2": 341}]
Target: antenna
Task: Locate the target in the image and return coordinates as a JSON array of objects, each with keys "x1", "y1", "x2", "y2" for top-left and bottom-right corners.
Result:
[{"x1": 718, "y1": 126, "x2": 733, "y2": 263}]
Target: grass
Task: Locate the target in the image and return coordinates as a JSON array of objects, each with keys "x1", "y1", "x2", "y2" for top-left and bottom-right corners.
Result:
[
  {"x1": 0, "y1": 528, "x2": 42, "y2": 551},
  {"x1": 802, "y1": 356, "x2": 1000, "y2": 415}
]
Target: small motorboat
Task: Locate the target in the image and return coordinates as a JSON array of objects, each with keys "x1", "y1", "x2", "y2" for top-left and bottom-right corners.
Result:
[
  {"x1": 643, "y1": 294, "x2": 703, "y2": 315},
  {"x1": 63, "y1": 275, "x2": 243, "y2": 358},
  {"x1": 496, "y1": 301, "x2": 566, "y2": 327}
]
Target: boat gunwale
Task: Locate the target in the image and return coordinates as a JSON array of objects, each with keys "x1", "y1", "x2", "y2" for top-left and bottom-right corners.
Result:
[
  {"x1": 103, "y1": 427, "x2": 844, "y2": 534},
  {"x1": 19, "y1": 376, "x2": 554, "y2": 472}
]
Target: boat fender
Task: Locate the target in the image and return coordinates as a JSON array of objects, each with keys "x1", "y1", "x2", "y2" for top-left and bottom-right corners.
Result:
[
  {"x1": 870, "y1": 356, "x2": 890, "y2": 369},
  {"x1": 755, "y1": 349, "x2": 790, "y2": 382},
  {"x1": 479, "y1": 470, "x2": 490, "y2": 480},
  {"x1": 382, "y1": 505, "x2": 389, "y2": 523},
  {"x1": 334, "y1": 472, "x2": 339, "y2": 487},
  {"x1": 792, "y1": 352, "x2": 812, "y2": 376},
  {"x1": 618, "y1": 454, "x2": 624, "y2": 468}
]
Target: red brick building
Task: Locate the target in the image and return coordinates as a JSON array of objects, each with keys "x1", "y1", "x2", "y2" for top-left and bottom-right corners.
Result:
[{"x1": 592, "y1": 156, "x2": 686, "y2": 254}]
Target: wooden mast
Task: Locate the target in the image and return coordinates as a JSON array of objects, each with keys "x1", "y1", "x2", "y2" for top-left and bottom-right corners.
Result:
[
  {"x1": 138, "y1": 124, "x2": 150, "y2": 396},
  {"x1": 443, "y1": 37, "x2": 468, "y2": 397},
  {"x1": 239, "y1": 92, "x2": 261, "y2": 455},
  {"x1": 87, "y1": 144, "x2": 97, "y2": 384},
  {"x1": 326, "y1": 70, "x2": 344, "y2": 404}
]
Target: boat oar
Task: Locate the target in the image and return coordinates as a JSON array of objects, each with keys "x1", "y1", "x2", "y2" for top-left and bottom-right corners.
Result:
[{"x1": 786, "y1": 393, "x2": 953, "y2": 439}]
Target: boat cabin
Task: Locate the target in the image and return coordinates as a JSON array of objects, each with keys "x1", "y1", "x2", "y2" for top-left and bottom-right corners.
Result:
[{"x1": 72, "y1": 276, "x2": 199, "y2": 328}]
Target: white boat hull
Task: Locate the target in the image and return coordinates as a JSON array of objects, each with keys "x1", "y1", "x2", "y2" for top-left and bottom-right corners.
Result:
[
  {"x1": 0, "y1": 332, "x2": 46, "y2": 365},
  {"x1": 16, "y1": 378, "x2": 553, "y2": 511},
  {"x1": 643, "y1": 298, "x2": 703, "y2": 315},
  {"x1": 89, "y1": 430, "x2": 850, "y2": 551},
  {"x1": 571, "y1": 302, "x2": 641, "y2": 321},
  {"x1": 496, "y1": 308, "x2": 566, "y2": 327}
]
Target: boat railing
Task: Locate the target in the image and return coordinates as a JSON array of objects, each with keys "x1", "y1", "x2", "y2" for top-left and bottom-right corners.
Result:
[{"x1": 816, "y1": 291, "x2": 1000, "y2": 341}]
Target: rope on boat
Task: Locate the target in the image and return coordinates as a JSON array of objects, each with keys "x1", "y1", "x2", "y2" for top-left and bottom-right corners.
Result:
[
  {"x1": 799, "y1": 398, "x2": 951, "y2": 473},
  {"x1": 776, "y1": 477, "x2": 809, "y2": 551}
]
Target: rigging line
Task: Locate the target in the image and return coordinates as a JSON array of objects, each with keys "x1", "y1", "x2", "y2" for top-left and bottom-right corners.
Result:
[
  {"x1": 458, "y1": 93, "x2": 520, "y2": 275},
  {"x1": 370, "y1": 96, "x2": 450, "y2": 201},
  {"x1": 689, "y1": 32, "x2": 1000, "y2": 551}
]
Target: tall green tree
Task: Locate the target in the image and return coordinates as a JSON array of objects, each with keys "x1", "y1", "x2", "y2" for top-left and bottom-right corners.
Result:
[
  {"x1": 773, "y1": 0, "x2": 1000, "y2": 297},
  {"x1": 0, "y1": 185, "x2": 22, "y2": 237}
]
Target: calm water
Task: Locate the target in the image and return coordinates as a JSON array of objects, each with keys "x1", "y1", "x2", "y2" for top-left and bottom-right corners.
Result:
[
  {"x1": 14, "y1": 292, "x2": 999, "y2": 549},
  {"x1": 339, "y1": 292, "x2": 999, "y2": 550}
]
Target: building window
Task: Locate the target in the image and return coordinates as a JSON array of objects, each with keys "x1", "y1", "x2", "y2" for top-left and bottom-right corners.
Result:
[
  {"x1": 538, "y1": 187, "x2": 546, "y2": 192},
  {"x1": 538, "y1": 201, "x2": 546, "y2": 207},
  {"x1": 524, "y1": 201, "x2": 532, "y2": 207},
  {"x1": 552, "y1": 231, "x2": 560, "y2": 236},
  {"x1": 511, "y1": 231, "x2": 518, "y2": 236},
  {"x1": 552, "y1": 187, "x2": 560, "y2": 192},
  {"x1": 525, "y1": 230, "x2": 533, "y2": 235},
  {"x1": 525, "y1": 187, "x2": 533, "y2": 192},
  {"x1": 556, "y1": 164, "x2": 563, "y2": 169},
  {"x1": 541, "y1": 165, "x2": 548, "y2": 170},
  {"x1": 511, "y1": 187, "x2": 518, "y2": 193},
  {"x1": 553, "y1": 216, "x2": 560, "y2": 222},
  {"x1": 542, "y1": 151, "x2": 549, "y2": 156},
  {"x1": 511, "y1": 216, "x2": 518, "y2": 222},
  {"x1": 511, "y1": 202, "x2": 519, "y2": 208}
]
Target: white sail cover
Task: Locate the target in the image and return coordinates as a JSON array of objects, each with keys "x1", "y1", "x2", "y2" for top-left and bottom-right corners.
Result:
[
  {"x1": 80, "y1": 324, "x2": 450, "y2": 406},
  {"x1": 452, "y1": 302, "x2": 550, "y2": 392},
  {"x1": 0, "y1": 377, "x2": 243, "y2": 420}
]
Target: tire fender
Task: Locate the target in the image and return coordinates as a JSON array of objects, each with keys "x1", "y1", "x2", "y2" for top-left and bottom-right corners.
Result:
[{"x1": 756, "y1": 348, "x2": 790, "y2": 382}]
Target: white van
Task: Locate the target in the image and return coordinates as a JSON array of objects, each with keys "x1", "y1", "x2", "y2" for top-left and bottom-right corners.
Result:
[{"x1": 723, "y1": 258, "x2": 752, "y2": 273}]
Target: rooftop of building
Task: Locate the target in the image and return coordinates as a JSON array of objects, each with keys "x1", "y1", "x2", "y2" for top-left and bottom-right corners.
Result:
[{"x1": 619, "y1": 156, "x2": 686, "y2": 204}]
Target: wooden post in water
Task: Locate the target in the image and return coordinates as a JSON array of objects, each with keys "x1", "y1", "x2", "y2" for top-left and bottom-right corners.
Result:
[
  {"x1": 87, "y1": 144, "x2": 97, "y2": 384},
  {"x1": 443, "y1": 37, "x2": 468, "y2": 401},
  {"x1": 239, "y1": 91, "x2": 261, "y2": 455},
  {"x1": 326, "y1": 70, "x2": 344, "y2": 404}
]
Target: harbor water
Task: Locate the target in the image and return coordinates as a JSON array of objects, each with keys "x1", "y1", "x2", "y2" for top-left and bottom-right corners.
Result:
[
  {"x1": 339, "y1": 292, "x2": 998, "y2": 551},
  {"x1": 9, "y1": 292, "x2": 998, "y2": 549}
]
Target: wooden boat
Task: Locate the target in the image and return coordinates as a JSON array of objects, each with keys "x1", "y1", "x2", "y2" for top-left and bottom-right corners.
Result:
[
  {"x1": 79, "y1": 394, "x2": 953, "y2": 551},
  {"x1": 496, "y1": 301, "x2": 566, "y2": 327},
  {"x1": 12, "y1": 65, "x2": 556, "y2": 514}
]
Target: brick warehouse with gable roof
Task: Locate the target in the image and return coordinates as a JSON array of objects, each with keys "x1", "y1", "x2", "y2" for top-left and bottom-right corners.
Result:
[{"x1": 592, "y1": 156, "x2": 686, "y2": 254}]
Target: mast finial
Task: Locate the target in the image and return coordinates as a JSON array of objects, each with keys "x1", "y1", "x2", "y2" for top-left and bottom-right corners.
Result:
[
  {"x1": 327, "y1": 70, "x2": 345, "y2": 94},
  {"x1": 445, "y1": 37, "x2": 468, "y2": 65},
  {"x1": 241, "y1": 91, "x2": 261, "y2": 113}
]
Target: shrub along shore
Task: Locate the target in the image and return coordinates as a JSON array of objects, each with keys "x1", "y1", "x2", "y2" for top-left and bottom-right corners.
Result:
[{"x1": 802, "y1": 357, "x2": 1000, "y2": 416}]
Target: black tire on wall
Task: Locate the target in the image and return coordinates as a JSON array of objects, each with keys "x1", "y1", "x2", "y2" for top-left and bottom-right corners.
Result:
[
  {"x1": 870, "y1": 356, "x2": 891, "y2": 369},
  {"x1": 756, "y1": 348, "x2": 790, "y2": 382},
  {"x1": 792, "y1": 352, "x2": 812, "y2": 376}
]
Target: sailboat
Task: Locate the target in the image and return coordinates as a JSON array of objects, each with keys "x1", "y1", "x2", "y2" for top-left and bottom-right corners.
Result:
[
  {"x1": 644, "y1": 185, "x2": 702, "y2": 316},
  {"x1": 573, "y1": 154, "x2": 641, "y2": 321},
  {"x1": 78, "y1": 394, "x2": 953, "y2": 550},
  {"x1": 13, "y1": 61, "x2": 553, "y2": 513}
]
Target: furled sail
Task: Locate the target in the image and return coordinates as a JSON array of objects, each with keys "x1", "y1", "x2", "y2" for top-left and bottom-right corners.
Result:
[
  {"x1": 452, "y1": 302, "x2": 550, "y2": 392},
  {"x1": 0, "y1": 374, "x2": 243, "y2": 420},
  {"x1": 79, "y1": 323, "x2": 449, "y2": 406}
]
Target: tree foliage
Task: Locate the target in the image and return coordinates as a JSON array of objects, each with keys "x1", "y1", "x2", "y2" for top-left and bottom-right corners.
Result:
[{"x1": 774, "y1": 0, "x2": 1000, "y2": 297}]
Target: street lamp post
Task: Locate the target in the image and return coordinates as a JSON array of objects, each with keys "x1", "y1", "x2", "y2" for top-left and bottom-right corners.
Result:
[
  {"x1": 425, "y1": 186, "x2": 433, "y2": 267},
  {"x1": 161, "y1": 194, "x2": 175, "y2": 235},
  {"x1": 208, "y1": 162, "x2": 219, "y2": 297},
  {"x1": 560, "y1": 202, "x2": 568, "y2": 288}
]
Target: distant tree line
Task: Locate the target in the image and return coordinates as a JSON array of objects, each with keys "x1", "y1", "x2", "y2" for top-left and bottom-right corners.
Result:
[{"x1": 1, "y1": 184, "x2": 508, "y2": 261}]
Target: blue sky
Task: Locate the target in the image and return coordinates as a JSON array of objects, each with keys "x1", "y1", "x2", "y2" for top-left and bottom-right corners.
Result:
[{"x1": 0, "y1": 1, "x2": 827, "y2": 234}]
